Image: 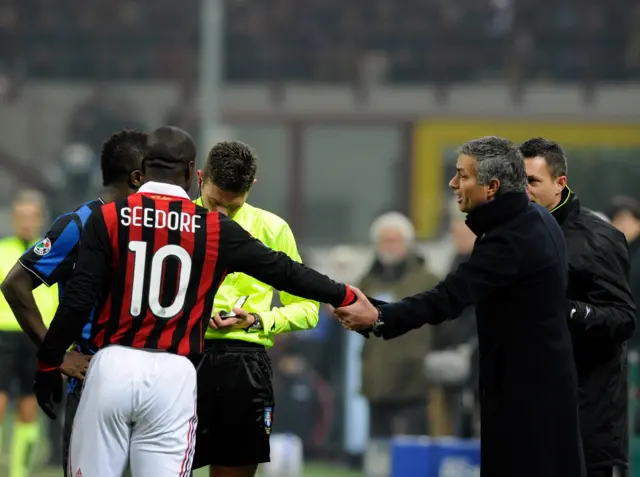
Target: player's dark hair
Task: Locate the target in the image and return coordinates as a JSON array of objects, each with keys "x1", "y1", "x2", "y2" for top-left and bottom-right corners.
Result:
[
  {"x1": 203, "y1": 141, "x2": 258, "y2": 194},
  {"x1": 519, "y1": 137, "x2": 568, "y2": 178},
  {"x1": 100, "y1": 130, "x2": 148, "y2": 187},
  {"x1": 144, "y1": 126, "x2": 197, "y2": 173}
]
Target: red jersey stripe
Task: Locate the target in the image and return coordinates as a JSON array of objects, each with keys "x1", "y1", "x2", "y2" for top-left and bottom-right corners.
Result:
[
  {"x1": 179, "y1": 211, "x2": 220, "y2": 355},
  {"x1": 132, "y1": 197, "x2": 171, "y2": 348},
  {"x1": 171, "y1": 200, "x2": 198, "y2": 355},
  {"x1": 93, "y1": 202, "x2": 119, "y2": 348},
  {"x1": 156, "y1": 199, "x2": 196, "y2": 350},
  {"x1": 109, "y1": 194, "x2": 144, "y2": 344}
]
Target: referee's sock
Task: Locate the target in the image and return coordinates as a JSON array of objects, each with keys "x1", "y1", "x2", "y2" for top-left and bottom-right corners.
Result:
[{"x1": 10, "y1": 421, "x2": 39, "y2": 477}]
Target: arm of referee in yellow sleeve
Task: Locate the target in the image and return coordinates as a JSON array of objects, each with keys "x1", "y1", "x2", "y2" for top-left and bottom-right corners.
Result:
[{"x1": 257, "y1": 223, "x2": 320, "y2": 335}]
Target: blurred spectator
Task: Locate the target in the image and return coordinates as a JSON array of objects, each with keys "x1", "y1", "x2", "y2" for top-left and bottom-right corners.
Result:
[
  {"x1": 358, "y1": 212, "x2": 439, "y2": 438},
  {"x1": 163, "y1": 84, "x2": 200, "y2": 150},
  {"x1": 295, "y1": 304, "x2": 344, "y2": 382},
  {"x1": 268, "y1": 250, "x2": 345, "y2": 456},
  {"x1": 66, "y1": 88, "x2": 143, "y2": 152},
  {"x1": 608, "y1": 196, "x2": 640, "y2": 350},
  {"x1": 56, "y1": 88, "x2": 144, "y2": 214},
  {"x1": 427, "y1": 206, "x2": 479, "y2": 437},
  {"x1": 54, "y1": 143, "x2": 99, "y2": 214},
  {"x1": 272, "y1": 339, "x2": 335, "y2": 456},
  {"x1": 0, "y1": 190, "x2": 58, "y2": 477}
]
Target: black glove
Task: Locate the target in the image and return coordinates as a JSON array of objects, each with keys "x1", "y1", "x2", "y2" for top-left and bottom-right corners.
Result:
[
  {"x1": 34, "y1": 364, "x2": 63, "y2": 420},
  {"x1": 567, "y1": 301, "x2": 594, "y2": 333},
  {"x1": 569, "y1": 301, "x2": 592, "y2": 322}
]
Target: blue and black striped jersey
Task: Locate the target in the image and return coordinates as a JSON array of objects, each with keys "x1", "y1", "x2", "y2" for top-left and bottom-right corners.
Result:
[{"x1": 20, "y1": 198, "x2": 104, "y2": 355}]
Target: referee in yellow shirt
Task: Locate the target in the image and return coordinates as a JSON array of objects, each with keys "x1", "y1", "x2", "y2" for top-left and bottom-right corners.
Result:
[
  {"x1": 0, "y1": 191, "x2": 58, "y2": 477},
  {"x1": 192, "y1": 141, "x2": 320, "y2": 477}
]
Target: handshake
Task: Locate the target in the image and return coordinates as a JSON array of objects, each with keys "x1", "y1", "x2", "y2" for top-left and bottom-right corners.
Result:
[{"x1": 331, "y1": 286, "x2": 388, "y2": 338}]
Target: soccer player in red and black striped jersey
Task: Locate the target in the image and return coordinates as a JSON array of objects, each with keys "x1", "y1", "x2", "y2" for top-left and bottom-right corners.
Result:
[{"x1": 34, "y1": 126, "x2": 356, "y2": 477}]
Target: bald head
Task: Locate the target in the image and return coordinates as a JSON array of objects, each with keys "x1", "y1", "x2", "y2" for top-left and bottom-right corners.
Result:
[
  {"x1": 145, "y1": 126, "x2": 196, "y2": 169},
  {"x1": 143, "y1": 126, "x2": 197, "y2": 191}
]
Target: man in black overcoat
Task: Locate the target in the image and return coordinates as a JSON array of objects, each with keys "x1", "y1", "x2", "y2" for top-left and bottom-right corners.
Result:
[{"x1": 335, "y1": 136, "x2": 586, "y2": 477}]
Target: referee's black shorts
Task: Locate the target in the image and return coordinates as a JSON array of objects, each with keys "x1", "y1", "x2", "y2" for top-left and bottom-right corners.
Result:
[
  {"x1": 0, "y1": 330, "x2": 37, "y2": 396},
  {"x1": 192, "y1": 339, "x2": 274, "y2": 469}
]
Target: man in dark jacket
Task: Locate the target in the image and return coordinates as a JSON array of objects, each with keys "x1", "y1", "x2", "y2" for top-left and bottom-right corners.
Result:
[
  {"x1": 359, "y1": 211, "x2": 439, "y2": 438},
  {"x1": 521, "y1": 138, "x2": 635, "y2": 477},
  {"x1": 336, "y1": 136, "x2": 586, "y2": 477}
]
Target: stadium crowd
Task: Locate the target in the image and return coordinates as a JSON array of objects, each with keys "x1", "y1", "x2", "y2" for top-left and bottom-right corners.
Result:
[{"x1": 0, "y1": 0, "x2": 639, "y2": 82}]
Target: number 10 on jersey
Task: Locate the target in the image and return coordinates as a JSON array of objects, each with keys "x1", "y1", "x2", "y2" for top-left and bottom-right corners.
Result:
[{"x1": 128, "y1": 241, "x2": 192, "y2": 319}]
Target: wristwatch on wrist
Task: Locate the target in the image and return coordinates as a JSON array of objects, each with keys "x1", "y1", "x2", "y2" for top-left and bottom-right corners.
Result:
[
  {"x1": 248, "y1": 313, "x2": 263, "y2": 330},
  {"x1": 371, "y1": 307, "x2": 385, "y2": 336}
]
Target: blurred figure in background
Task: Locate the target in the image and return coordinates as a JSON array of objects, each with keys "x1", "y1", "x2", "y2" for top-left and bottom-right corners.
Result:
[
  {"x1": 608, "y1": 197, "x2": 640, "y2": 449},
  {"x1": 271, "y1": 338, "x2": 333, "y2": 456},
  {"x1": 448, "y1": 205, "x2": 477, "y2": 275},
  {"x1": 609, "y1": 196, "x2": 640, "y2": 350},
  {"x1": 426, "y1": 204, "x2": 478, "y2": 437},
  {"x1": 0, "y1": 190, "x2": 58, "y2": 477},
  {"x1": 54, "y1": 143, "x2": 99, "y2": 215},
  {"x1": 65, "y1": 87, "x2": 143, "y2": 152},
  {"x1": 358, "y1": 212, "x2": 439, "y2": 438}
]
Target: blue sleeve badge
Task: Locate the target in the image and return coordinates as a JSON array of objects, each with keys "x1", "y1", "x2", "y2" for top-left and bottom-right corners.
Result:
[{"x1": 34, "y1": 238, "x2": 52, "y2": 256}]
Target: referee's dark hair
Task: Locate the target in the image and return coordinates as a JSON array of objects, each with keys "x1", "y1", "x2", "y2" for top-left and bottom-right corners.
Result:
[
  {"x1": 100, "y1": 130, "x2": 148, "y2": 187},
  {"x1": 519, "y1": 137, "x2": 568, "y2": 178},
  {"x1": 143, "y1": 126, "x2": 197, "y2": 190},
  {"x1": 204, "y1": 141, "x2": 258, "y2": 194}
]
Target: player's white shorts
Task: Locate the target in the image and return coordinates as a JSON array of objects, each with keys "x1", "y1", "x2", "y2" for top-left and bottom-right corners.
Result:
[{"x1": 67, "y1": 345, "x2": 198, "y2": 477}]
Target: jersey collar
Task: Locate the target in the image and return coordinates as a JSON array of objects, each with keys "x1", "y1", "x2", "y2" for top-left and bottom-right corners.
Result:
[
  {"x1": 550, "y1": 185, "x2": 579, "y2": 226},
  {"x1": 137, "y1": 181, "x2": 190, "y2": 200}
]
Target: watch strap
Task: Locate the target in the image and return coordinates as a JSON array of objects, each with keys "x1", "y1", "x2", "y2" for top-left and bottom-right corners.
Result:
[
  {"x1": 372, "y1": 307, "x2": 385, "y2": 337},
  {"x1": 248, "y1": 313, "x2": 263, "y2": 330}
]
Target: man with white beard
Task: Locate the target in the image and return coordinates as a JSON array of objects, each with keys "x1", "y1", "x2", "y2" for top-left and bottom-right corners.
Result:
[{"x1": 357, "y1": 212, "x2": 439, "y2": 439}]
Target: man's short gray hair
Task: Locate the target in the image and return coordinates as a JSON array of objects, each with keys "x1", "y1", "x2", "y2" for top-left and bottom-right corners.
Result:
[
  {"x1": 458, "y1": 136, "x2": 528, "y2": 195},
  {"x1": 369, "y1": 212, "x2": 415, "y2": 244}
]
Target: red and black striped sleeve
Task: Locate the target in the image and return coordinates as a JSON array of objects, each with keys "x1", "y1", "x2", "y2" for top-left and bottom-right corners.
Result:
[
  {"x1": 216, "y1": 214, "x2": 355, "y2": 308},
  {"x1": 37, "y1": 207, "x2": 112, "y2": 369}
]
